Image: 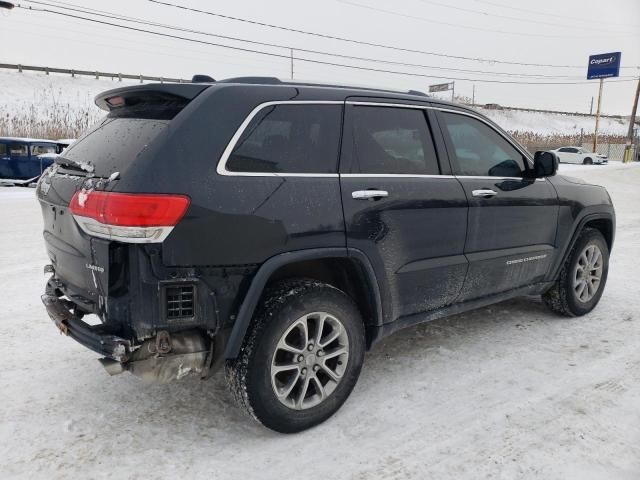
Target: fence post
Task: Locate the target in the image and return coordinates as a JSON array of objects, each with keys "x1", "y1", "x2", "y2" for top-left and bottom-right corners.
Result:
[
  {"x1": 139, "y1": 74, "x2": 143, "y2": 84},
  {"x1": 95, "y1": 71, "x2": 99, "y2": 79},
  {"x1": 118, "y1": 73, "x2": 122, "y2": 82},
  {"x1": 45, "y1": 68, "x2": 49, "y2": 75},
  {"x1": 18, "y1": 64, "x2": 22, "y2": 73}
]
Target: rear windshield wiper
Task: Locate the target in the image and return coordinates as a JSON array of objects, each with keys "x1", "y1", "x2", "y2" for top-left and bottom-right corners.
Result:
[{"x1": 54, "y1": 156, "x2": 95, "y2": 174}]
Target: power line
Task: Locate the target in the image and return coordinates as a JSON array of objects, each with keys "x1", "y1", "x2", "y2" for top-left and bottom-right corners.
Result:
[
  {"x1": 12, "y1": 4, "x2": 639, "y2": 85},
  {"x1": 339, "y1": 0, "x2": 635, "y2": 39},
  {"x1": 472, "y1": 0, "x2": 637, "y2": 28},
  {"x1": 22, "y1": 0, "x2": 615, "y2": 80},
  {"x1": 144, "y1": 0, "x2": 639, "y2": 70},
  {"x1": 417, "y1": 0, "x2": 635, "y2": 33}
]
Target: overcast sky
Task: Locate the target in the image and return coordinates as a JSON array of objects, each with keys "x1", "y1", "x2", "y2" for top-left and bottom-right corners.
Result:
[{"x1": 2, "y1": 0, "x2": 639, "y2": 114}]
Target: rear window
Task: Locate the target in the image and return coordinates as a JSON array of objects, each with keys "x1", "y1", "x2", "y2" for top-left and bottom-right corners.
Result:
[
  {"x1": 226, "y1": 104, "x2": 342, "y2": 174},
  {"x1": 59, "y1": 118, "x2": 169, "y2": 176}
]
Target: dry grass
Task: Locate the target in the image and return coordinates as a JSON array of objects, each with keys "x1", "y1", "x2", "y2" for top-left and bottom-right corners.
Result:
[
  {"x1": 0, "y1": 93, "x2": 628, "y2": 150},
  {"x1": 0, "y1": 107, "x2": 96, "y2": 139},
  {"x1": 0, "y1": 86, "x2": 101, "y2": 139},
  {"x1": 511, "y1": 131, "x2": 628, "y2": 153}
]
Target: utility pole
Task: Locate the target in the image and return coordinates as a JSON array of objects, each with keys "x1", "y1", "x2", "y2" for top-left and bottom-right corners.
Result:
[
  {"x1": 624, "y1": 77, "x2": 640, "y2": 162},
  {"x1": 290, "y1": 49, "x2": 294, "y2": 81},
  {"x1": 451, "y1": 81, "x2": 455, "y2": 102},
  {"x1": 590, "y1": 96, "x2": 594, "y2": 115},
  {"x1": 472, "y1": 85, "x2": 476, "y2": 106},
  {"x1": 592, "y1": 78, "x2": 604, "y2": 153}
]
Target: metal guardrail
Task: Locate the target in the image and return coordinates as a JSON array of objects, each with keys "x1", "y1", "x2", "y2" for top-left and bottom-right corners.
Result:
[
  {"x1": 1, "y1": 63, "x2": 636, "y2": 124},
  {"x1": 475, "y1": 103, "x2": 628, "y2": 121},
  {"x1": 0, "y1": 63, "x2": 189, "y2": 83}
]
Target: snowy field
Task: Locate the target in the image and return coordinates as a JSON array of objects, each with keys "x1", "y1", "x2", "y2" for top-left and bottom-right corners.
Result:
[
  {"x1": 0, "y1": 70, "x2": 631, "y2": 136},
  {"x1": 1, "y1": 163, "x2": 639, "y2": 480}
]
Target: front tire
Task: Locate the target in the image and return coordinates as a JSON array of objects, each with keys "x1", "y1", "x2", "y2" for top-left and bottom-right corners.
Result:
[
  {"x1": 225, "y1": 279, "x2": 365, "y2": 433},
  {"x1": 542, "y1": 228, "x2": 609, "y2": 316},
  {"x1": 583, "y1": 157, "x2": 593, "y2": 165}
]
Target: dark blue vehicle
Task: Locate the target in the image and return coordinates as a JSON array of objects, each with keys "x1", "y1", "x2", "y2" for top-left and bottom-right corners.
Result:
[{"x1": 0, "y1": 137, "x2": 59, "y2": 182}]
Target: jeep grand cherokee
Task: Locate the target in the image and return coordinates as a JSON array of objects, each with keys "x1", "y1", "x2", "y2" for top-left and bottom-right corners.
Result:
[{"x1": 38, "y1": 77, "x2": 615, "y2": 433}]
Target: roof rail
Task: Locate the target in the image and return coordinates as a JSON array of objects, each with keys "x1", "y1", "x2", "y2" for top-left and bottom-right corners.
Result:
[
  {"x1": 218, "y1": 76, "x2": 282, "y2": 85},
  {"x1": 192, "y1": 74, "x2": 215, "y2": 83},
  {"x1": 216, "y1": 76, "x2": 429, "y2": 98}
]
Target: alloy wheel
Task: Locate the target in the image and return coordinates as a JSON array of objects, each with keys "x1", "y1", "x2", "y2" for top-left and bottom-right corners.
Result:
[
  {"x1": 572, "y1": 244, "x2": 603, "y2": 303},
  {"x1": 270, "y1": 312, "x2": 349, "y2": 410}
]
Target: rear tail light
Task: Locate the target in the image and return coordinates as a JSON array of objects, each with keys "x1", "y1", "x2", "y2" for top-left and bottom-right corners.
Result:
[{"x1": 69, "y1": 191, "x2": 190, "y2": 243}]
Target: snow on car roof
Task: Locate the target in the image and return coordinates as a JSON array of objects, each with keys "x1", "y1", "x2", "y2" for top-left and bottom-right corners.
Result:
[{"x1": 0, "y1": 137, "x2": 58, "y2": 144}]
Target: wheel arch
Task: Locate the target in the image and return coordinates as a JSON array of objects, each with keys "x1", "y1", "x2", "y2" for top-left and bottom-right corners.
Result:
[
  {"x1": 223, "y1": 248, "x2": 384, "y2": 359},
  {"x1": 549, "y1": 212, "x2": 614, "y2": 281}
]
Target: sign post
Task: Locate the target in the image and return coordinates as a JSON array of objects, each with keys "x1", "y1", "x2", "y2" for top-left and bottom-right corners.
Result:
[
  {"x1": 624, "y1": 77, "x2": 640, "y2": 163},
  {"x1": 587, "y1": 52, "x2": 621, "y2": 154},
  {"x1": 593, "y1": 78, "x2": 604, "y2": 153},
  {"x1": 429, "y1": 82, "x2": 455, "y2": 101}
]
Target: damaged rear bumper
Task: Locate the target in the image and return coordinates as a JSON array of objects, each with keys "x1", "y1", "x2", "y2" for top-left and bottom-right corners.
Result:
[
  {"x1": 41, "y1": 277, "x2": 213, "y2": 383},
  {"x1": 42, "y1": 278, "x2": 133, "y2": 362}
]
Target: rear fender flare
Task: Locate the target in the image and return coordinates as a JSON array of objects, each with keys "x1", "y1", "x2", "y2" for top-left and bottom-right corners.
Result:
[{"x1": 223, "y1": 247, "x2": 384, "y2": 359}]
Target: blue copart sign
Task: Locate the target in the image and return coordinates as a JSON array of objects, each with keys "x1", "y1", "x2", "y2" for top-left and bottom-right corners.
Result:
[{"x1": 587, "y1": 52, "x2": 621, "y2": 79}]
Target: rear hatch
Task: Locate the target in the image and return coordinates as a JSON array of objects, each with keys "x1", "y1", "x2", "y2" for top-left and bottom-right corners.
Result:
[{"x1": 37, "y1": 84, "x2": 207, "y2": 312}]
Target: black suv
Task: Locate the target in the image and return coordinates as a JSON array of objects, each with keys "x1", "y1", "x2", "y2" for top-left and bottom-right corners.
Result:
[{"x1": 38, "y1": 77, "x2": 615, "y2": 433}]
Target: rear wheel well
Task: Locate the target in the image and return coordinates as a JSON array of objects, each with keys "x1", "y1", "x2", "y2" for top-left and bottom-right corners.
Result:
[
  {"x1": 583, "y1": 218, "x2": 613, "y2": 250},
  {"x1": 266, "y1": 257, "x2": 379, "y2": 340}
]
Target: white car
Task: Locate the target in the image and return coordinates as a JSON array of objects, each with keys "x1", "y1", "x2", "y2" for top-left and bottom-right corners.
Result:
[{"x1": 550, "y1": 146, "x2": 608, "y2": 165}]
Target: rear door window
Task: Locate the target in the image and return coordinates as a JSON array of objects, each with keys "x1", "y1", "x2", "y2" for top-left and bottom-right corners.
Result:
[
  {"x1": 440, "y1": 112, "x2": 526, "y2": 177},
  {"x1": 226, "y1": 104, "x2": 342, "y2": 174},
  {"x1": 347, "y1": 105, "x2": 440, "y2": 175},
  {"x1": 10, "y1": 144, "x2": 28, "y2": 157},
  {"x1": 0, "y1": 144, "x2": 6, "y2": 156},
  {"x1": 31, "y1": 144, "x2": 57, "y2": 155}
]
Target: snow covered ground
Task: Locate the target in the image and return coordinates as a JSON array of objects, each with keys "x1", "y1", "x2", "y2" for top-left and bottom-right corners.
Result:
[
  {"x1": 478, "y1": 107, "x2": 629, "y2": 137},
  {"x1": 0, "y1": 70, "x2": 137, "y2": 121},
  {"x1": 0, "y1": 70, "x2": 631, "y2": 136},
  {"x1": 1, "y1": 163, "x2": 639, "y2": 480}
]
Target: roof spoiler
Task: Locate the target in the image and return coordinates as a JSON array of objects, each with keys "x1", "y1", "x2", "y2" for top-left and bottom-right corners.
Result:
[{"x1": 95, "y1": 83, "x2": 210, "y2": 111}]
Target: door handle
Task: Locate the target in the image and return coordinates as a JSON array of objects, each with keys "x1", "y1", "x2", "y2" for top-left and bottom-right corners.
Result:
[
  {"x1": 352, "y1": 190, "x2": 389, "y2": 200},
  {"x1": 472, "y1": 189, "x2": 498, "y2": 198}
]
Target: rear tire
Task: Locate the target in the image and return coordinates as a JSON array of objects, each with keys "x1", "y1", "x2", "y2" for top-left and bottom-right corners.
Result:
[
  {"x1": 583, "y1": 157, "x2": 593, "y2": 165},
  {"x1": 542, "y1": 228, "x2": 609, "y2": 316},
  {"x1": 225, "y1": 279, "x2": 365, "y2": 433}
]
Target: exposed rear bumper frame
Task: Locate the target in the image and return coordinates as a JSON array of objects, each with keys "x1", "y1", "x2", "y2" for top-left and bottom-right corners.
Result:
[{"x1": 41, "y1": 278, "x2": 133, "y2": 362}]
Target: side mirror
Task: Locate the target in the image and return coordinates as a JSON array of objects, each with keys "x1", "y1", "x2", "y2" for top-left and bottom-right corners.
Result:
[{"x1": 533, "y1": 151, "x2": 558, "y2": 178}]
